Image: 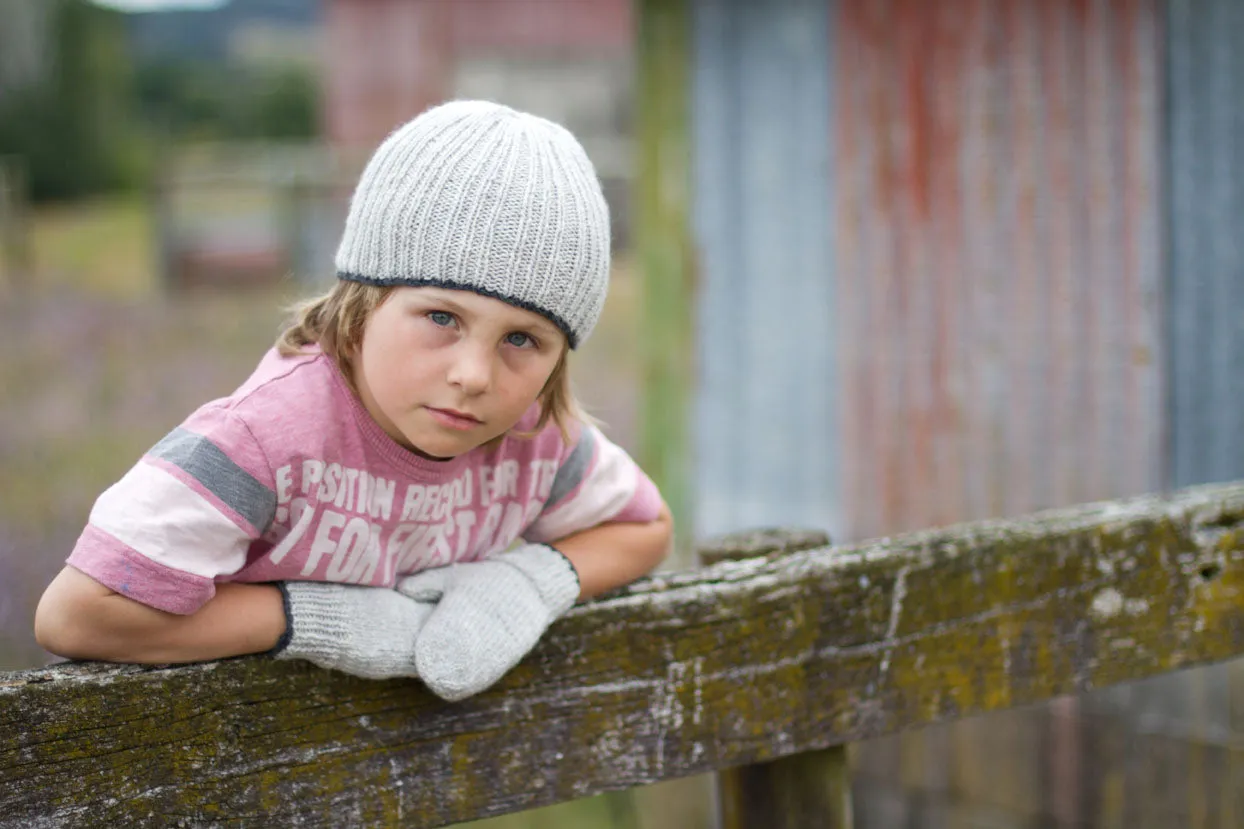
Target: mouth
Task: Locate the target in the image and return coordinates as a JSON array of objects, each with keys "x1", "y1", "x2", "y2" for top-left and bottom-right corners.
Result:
[{"x1": 425, "y1": 406, "x2": 483, "y2": 430}]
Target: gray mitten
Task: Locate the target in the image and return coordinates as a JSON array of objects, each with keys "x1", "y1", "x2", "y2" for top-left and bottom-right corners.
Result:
[
  {"x1": 397, "y1": 544, "x2": 580, "y2": 701},
  {"x1": 272, "y1": 581, "x2": 435, "y2": 680}
]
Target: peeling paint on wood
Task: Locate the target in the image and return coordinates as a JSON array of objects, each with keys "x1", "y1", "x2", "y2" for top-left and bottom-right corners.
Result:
[{"x1": 3, "y1": 482, "x2": 1244, "y2": 827}]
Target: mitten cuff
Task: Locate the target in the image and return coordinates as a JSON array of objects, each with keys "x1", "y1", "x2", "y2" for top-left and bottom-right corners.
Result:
[
  {"x1": 506, "y1": 544, "x2": 581, "y2": 615},
  {"x1": 273, "y1": 582, "x2": 350, "y2": 663},
  {"x1": 267, "y1": 582, "x2": 295, "y2": 656}
]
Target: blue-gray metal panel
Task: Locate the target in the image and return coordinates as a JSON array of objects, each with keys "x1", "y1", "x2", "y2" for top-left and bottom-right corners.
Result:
[
  {"x1": 691, "y1": 0, "x2": 838, "y2": 538},
  {"x1": 1099, "y1": 0, "x2": 1244, "y2": 782},
  {"x1": 1168, "y1": 0, "x2": 1244, "y2": 489}
]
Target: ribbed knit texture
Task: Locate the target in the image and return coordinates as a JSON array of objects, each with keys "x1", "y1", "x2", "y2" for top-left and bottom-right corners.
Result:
[
  {"x1": 398, "y1": 544, "x2": 581, "y2": 701},
  {"x1": 335, "y1": 100, "x2": 612, "y2": 348},
  {"x1": 275, "y1": 581, "x2": 434, "y2": 680}
]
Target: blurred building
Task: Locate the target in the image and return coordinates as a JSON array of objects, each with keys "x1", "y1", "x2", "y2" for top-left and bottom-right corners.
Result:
[
  {"x1": 160, "y1": 0, "x2": 638, "y2": 289},
  {"x1": 322, "y1": 0, "x2": 634, "y2": 243},
  {"x1": 227, "y1": 20, "x2": 320, "y2": 69},
  {"x1": 124, "y1": 0, "x2": 317, "y2": 63}
]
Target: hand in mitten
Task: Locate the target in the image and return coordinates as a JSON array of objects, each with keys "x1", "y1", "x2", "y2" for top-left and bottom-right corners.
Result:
[
  {"x1": 271, "y1": 581, "x2": 435, "y2": 680},
  {"x1": 396, "y1": 544, "x2": 580, "y2": 701}
]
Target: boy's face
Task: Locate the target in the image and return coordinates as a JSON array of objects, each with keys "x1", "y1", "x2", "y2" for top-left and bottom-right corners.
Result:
[{"x1": 352, "y1": 286, "x2": 566, "y2": 459}]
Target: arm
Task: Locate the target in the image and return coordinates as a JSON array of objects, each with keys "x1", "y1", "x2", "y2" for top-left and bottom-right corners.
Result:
[
  {"x1": 36, "y1": 567, "x2": 435, "y2": 680},
  {"x1": 34, "y1": 566, "x2": 285, "y2": 664},
  {"x1": 552, "y1": 501, "x2": 674, "y2": 600}
]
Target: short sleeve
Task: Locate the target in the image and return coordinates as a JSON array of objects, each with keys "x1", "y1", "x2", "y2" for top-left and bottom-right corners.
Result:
[
  {"x1": 523, "y1": 424, "x2": 664, "y2": 544},
  {"x1": 66, "y1": 406, "x2": 277, "y2": 614}
]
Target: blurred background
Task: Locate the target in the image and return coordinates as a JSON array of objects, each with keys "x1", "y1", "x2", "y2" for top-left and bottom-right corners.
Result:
[{"x1": 2, "y1": 0, "x2": 1243, "y2": 827}]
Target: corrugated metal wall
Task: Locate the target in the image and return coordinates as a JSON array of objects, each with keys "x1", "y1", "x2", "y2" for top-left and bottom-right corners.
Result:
[
  {"x1": 1071, "y1": 2, "x2": 1244, "y2": 826},
  {"x1": 690, "y1": 0, "x2": 1234, "y2": 826},
  {"x1": 834, "y1": 0, "x2": 1164, "y2": 542},
  {"x1": 834, "y1": 1, "x2": 1170, "y2": 826},
  {"x1": 691, "y1": 0, "x2": 838, "y2": 539},
  {"x1": 1168, "y1": 0, "x2": 1244, "y2": 489}
]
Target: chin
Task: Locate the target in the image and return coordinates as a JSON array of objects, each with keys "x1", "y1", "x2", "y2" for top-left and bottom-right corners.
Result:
[{"x1": 403, "y1": 431, "x2": 482, "y2": 459}]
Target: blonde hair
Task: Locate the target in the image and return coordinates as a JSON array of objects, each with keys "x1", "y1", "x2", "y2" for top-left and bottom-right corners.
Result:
[{"x1": 276, "y1": 281, "x2": 591, "y2": 444}]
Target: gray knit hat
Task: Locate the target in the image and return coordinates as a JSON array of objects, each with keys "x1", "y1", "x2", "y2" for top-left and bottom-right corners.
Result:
[{"x1": 335, "y1": 100, "x2": 612, "y2": 348}]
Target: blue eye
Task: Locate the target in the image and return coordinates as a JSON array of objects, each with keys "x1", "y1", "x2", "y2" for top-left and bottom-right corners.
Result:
[
  {"x1": 506, "y1": 332, "x2": 536, "y2": 348},
  {"x1": 428, "y1": 311, "x2": 455, "y2": 327}
]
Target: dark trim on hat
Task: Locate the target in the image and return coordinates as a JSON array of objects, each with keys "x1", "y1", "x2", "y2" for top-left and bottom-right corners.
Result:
[{"x1": 338, "y1": 271, "x2": 581, "y2": 349}]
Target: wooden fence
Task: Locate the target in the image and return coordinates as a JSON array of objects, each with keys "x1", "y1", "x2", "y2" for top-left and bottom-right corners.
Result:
[
  {"x1": 3, "y1": 480, "x2": 1244, "y2": 827},
  {"x1": 149, "y1": 142, "x2": 356, "y2": 292}
]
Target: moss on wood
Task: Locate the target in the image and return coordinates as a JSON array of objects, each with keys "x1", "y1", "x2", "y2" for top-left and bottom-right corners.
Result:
[{"x1": 4, "y1": 483, "x2": 1244, "y2": 827}]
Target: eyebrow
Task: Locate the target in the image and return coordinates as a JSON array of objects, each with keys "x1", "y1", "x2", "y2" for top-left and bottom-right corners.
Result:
[{"x1": 517, "y1": 315, "x2": 561, "y2": 340}]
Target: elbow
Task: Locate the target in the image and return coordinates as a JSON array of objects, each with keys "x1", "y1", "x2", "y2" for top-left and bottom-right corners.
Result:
[
  {"x1": 34, "y1": 588, "x2": 113, "y2": 661},
  {"x1": 34, "y1": 589, "x2": 82, "y2": 659},
  {"x1": 35, "y1": 591, "x2": 123, "y2": 662},
  {"x1": 650, "y1": 502, "x2": 675, "y2": 569},
  {"x1": 33, "y1": 568, "x2": 130, "y2": 661}
]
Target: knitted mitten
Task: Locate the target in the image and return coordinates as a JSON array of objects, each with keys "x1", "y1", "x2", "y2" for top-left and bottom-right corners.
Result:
[
  {"x1": 272, "y1": 582, "x2": 435, "y2": 680},
  {"x1": 397, "y1": 544, "x2": 580, "y2": 701}
]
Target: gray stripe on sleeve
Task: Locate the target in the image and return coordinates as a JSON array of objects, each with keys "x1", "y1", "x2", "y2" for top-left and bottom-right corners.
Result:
[
  {"x1": 546, "y1": 425, "x2": 597, "y2": 508},
  {"x1": 150, "y1": 427, "x2": 276, "y2": 533}
]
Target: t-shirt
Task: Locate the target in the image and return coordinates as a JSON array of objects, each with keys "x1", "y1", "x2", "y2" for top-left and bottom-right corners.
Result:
[{"x1": 66, "y1": 346, "x2": 663, "y2": 614}]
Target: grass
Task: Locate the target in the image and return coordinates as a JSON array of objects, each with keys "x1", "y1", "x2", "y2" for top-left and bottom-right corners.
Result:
[{"x1": 28, "y1": 193, "x2": 158, "y2": 297}]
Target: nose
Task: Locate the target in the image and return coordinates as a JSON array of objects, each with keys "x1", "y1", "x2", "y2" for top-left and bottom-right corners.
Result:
[{"x1": 446, "y1": 340, "x2": 492, "y2": 395}]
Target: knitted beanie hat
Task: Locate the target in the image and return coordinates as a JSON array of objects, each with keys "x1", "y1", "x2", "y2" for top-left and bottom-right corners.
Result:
[{"x1": 335, "y1": 100, "x2": 612, "y2": 348}]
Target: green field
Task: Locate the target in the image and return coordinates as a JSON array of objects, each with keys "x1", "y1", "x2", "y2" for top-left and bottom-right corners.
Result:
[{"x1": 26, "y1": 194, "x2": 159, "y2": 297}]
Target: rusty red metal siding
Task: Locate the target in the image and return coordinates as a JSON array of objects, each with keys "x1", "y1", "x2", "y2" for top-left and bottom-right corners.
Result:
[
  {"x1": 322, "y1": 0, "x2": 630, "y2": 151},
  {"x1": 834, "y1": 0, "x2": 1163, "y2": 542},
  {"x1": 450, "y1": 0, "x2": 632, "y2": 53}
]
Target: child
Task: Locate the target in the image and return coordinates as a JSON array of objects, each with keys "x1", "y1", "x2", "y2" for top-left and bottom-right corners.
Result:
[{"x1": 34, "y1": 100, "x2": 672, "y2": 701}]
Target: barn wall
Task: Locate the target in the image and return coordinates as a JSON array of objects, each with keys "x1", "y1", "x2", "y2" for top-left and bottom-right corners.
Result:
[
  {"x1": 833, "y1": 0, "x2": 1164, "y2": 542},
  {"x1": 1167, "y1": 0, "x2": 1244, "y2": 490},
  {"x1": 690, "y1": 0, "x2": 838, "y2": 538},
  {"x1": 691, "y1": 1, "x2": 1188, "y2": 826},
  {"x1": 321, "y1": 0, "x2": 631, "y2": 151}
]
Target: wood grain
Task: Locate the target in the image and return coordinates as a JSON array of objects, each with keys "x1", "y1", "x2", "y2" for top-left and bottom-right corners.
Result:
[{"x1": 3, "y1": 482, "x2": 1244, "y2": 827}]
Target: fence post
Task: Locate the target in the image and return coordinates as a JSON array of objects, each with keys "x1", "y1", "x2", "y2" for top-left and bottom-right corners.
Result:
[
  {"x1": 698, "y1": 529, "x2": 853, "y2": 829},
  {"x1": 278, "y1": 165, "x2": 305, "y2": 284},
  {"x1": 0, "y1": 156, "x2": 31, "y2": 288},
  {"x1": 636, "y1": 0, "x2": 695, "y2": 567},
  {"x1": 149, "y1": 134, "x2": 178, "y2": 290}
]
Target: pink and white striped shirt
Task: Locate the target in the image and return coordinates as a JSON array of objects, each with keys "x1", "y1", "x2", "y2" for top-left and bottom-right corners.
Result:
[{"x1": 67, "y1": 346, "x2": 662, "y2": 614}]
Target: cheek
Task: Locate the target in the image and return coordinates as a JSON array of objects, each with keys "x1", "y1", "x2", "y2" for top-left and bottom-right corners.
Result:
[
  {"x1": 499, "y1": 353, "x2": 560, "y2": 401},
  {"x1": 359, "y1": 341, "x2": 411, "y2": 400},
  {"x1": 359, "y1": 319, "x2": 448, "y2": 383}
]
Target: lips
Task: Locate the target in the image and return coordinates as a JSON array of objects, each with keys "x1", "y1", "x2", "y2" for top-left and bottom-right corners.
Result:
[
  {"x1": 433, "y1": 406, "x2": 481, "y2": 423},
  {"x1": 426, "y1": 406, "x2": 483, "y2": 430}
]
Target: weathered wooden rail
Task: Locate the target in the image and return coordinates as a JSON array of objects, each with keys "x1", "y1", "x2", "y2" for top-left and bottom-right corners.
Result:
[{"x1": 4, "y1": 481, "x2": 1244, "y2": 827}]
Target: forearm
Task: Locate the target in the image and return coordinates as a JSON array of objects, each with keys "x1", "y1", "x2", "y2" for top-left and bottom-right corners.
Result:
[
  {"x1": 552, "y1": 503, "x2": 673, "y2": 600},
  {"x1": 35, "y1": 566, "x2": 286, "y2": 664}
]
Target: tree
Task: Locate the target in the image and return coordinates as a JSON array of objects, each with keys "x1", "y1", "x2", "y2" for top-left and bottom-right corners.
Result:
[
  {"x1": 133, "y1": 60, "x2": 318, "y2": 143},
  {"x1": 0, "y1": 0, "x2": 145, "y2": 202}
]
